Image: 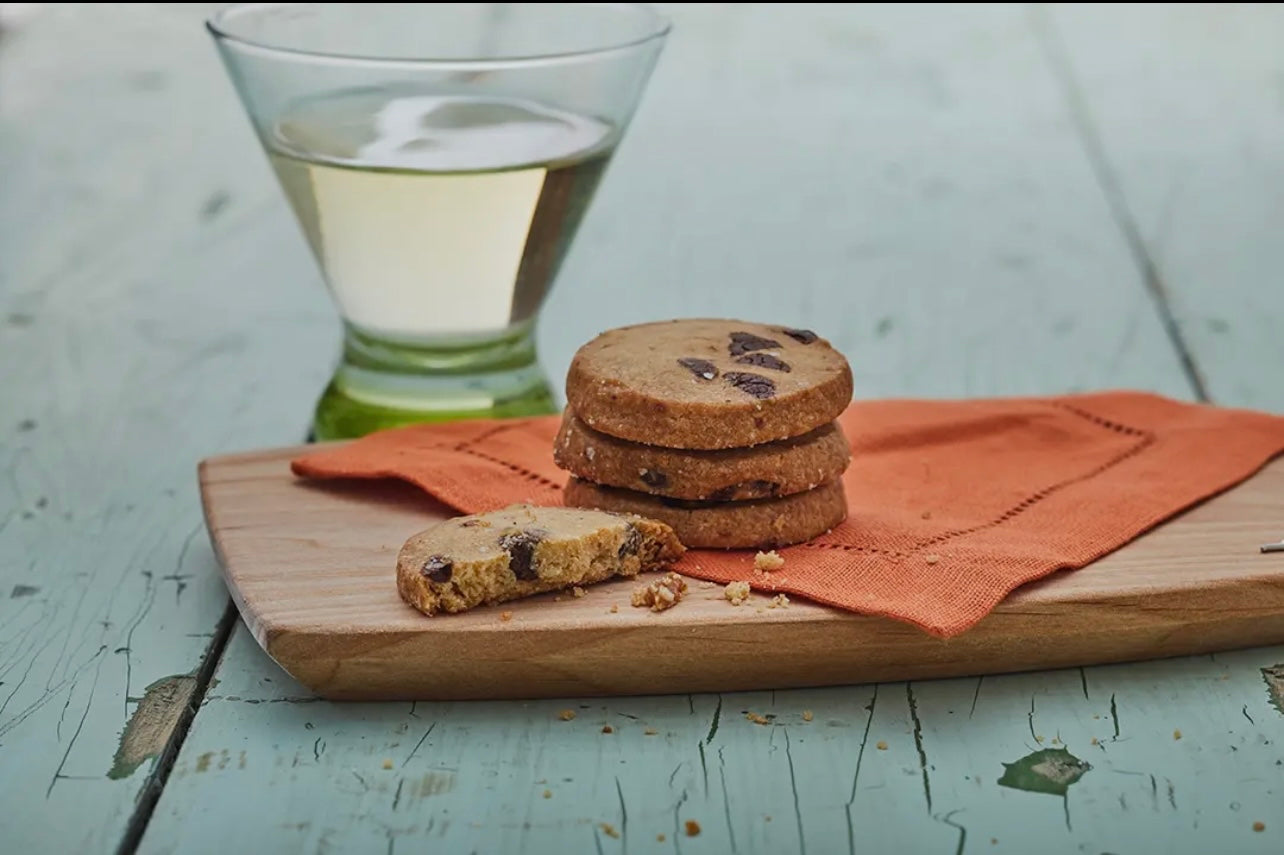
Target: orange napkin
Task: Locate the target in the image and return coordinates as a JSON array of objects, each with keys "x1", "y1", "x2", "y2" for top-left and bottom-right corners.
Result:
[{"x1": 291, "y1": 392, "x2": 1284, "y2": 637}]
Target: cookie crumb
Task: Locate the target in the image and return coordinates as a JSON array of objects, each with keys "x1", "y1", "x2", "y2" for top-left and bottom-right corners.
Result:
[
  {"x1": 684, "y1": 820, "x2": 701, "y2": 837},
  {"x1": 768, "y1": 593, "x2": 790, "y2": 609},
  {"x1": 500, "y1": 611, "x2": 513, "y2": 622},
  {"x1": 543, "y1": 789, "x2": 552, "y2": 799},
  {"x1": 381, "y1": 758, "x2": 393, "y2": 770},
  {"x1": 609, "y1": 604, "x2": 619, "y2": 614},
  {"x1": 558, "y1": 709, "x2": 576, "y2": 721},
  {"x1": 921, "y1": 510, "x2": 932, "y2": 520},
  {"x1": 724, "y1": 581, "x2": 751, "y2": 606},
  {"x1": 745, "y1": 712, "x2": 771, "y2": 726},
  {"x1": 631, "y1": 572, "x2": 687, "y2": 611},
  {"x1": 1253, "y1": 821, "x2": 1266, "y2": 832},
  {"x1": 802, "y1": 710, "x2": 814, "y2": 722},
  {"x1": 876, "y1": 740, "x2": 888, "y2": 751},
  {"x1": 1090, "y1": 737, "x2": 1099, "y2": 746},
  {"x1": 1173, "y1": 729, "x2": 1182, "y2": 740},
  {"x1": 1051, "y1": 737, "x2": 1062, "y2": 746},
  {"x1": 643, "y1": 727, "x2": 658, "y2": 735},
  {"x1": 1035, "y1": 734, "x2": 1044, "y2": 744},
  {"x1": 697, "y1": 580, "x2": 717, "y2": 590},
  {"x1": 572, "y1": 586, "x2": 588, "y2": 599},
  {"x1": 754, "y1": 550, "x2": 785, "y2": 572},
  {"x1": 602, "y1": 725, "x2": 614, "y2": 734},
  {"x1": 601, "y1": 822, "x2": 620, "y2": 839},
  {"x1": 657, "y1": 833, "x2": 666, "y2": 842},
  {"x1": 924, "y1": 554, "x2": 940, "y2": 565}
]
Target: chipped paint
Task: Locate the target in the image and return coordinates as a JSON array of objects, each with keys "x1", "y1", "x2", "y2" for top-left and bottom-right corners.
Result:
[
  {"x1": 1263, "y1": 665, "x2": 1284, "y2": 715},
  {"x1": 108, "y1": 674, "x2": 197, "y2": 779},
  {"x1": 997, "y1": 748, "x2": 1091, "y2": 796}
]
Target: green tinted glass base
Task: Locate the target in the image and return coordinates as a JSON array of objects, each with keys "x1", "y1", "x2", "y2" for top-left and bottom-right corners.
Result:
[{"x1": 311, "y1": 324, "x2": 558, "y2": 441}]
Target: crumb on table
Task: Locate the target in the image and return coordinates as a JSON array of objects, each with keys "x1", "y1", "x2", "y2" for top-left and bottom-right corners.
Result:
[
  {"x1": 543, "y1": 789, "x2": 552, "y2": 799},
  {"x1": 684, "y1": 820, "x2": 701, "y2": 837},
  {"x1": 609, "y1": 604, "x2": 619, "y2": 614},
  {"x1": 572, "y1": 586, "x2": 587, "y2": 598},
  {"x1": 601, "y1": 822, "x2": 620, "y2": 839},
  {"x1": 1173, "y1": 729, "x2": 1182, "y2": 740},
  {"x1": 631, "y1": 572, "x2": 687, "y2": 611},
  {"x1": 1090, "y1": 737, "x2": 1099, "y2": 746},
  {"x1": 754, "y1": 550, "x2": 785, "y2": 572},
  {"x1": 1253, "y1": 821, "x2": 1266, "y2": 832},
  {"x1": 745, "y1": 712, "x2": 771, "y2": 726},
  {"x1": 381, "y1": 758, "x2": 393, "y2": 770},
  {"x1": 924, "y1": 554, "x2": 940, "y2": 565},
  {"x1": 558, "y1": 709, "x2": 576, "y2": 721},
  {"x1": 802, "y1": 710, "x2": 813, "y2": 722},
  {"x1": 876, "y1": 740, "x2": 888, "y2": 750},
  {"x1": 921, "y1": 510, "x2": 933, "y2": 520},
  {"x1": 602, "y1": 725, "x2": 614, "y2": 734},
  {"x1": 499, "y1": 611, "x2": 513, "y2": 622},
  {"x1": 724, "y1": 581, "x2": 751, "y2": 606},
  {"x1": 768, "y1": 593, "x2": 790, "y2": 609},
  {"x1": 643, "y1": 727, "x2": 658, "y2": 735},
  {"x1": 657, "y1": 833, "x2": 666, "y2": 842}
]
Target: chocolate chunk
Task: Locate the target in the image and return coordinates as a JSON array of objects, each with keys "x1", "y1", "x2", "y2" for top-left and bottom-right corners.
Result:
[
  {"x1": 724, "y1": 371, "x2": 776, "y2": 399},
  {"x1": 499, "y1": 528, "x2": 548, "y2": 581},
  {"x1": 421, "y1": 554, "x2": 454, "y2": 583},
  {"x1": 734, "y1": 353, "x2": 791, "y2": 372},
  {"x1": 618, "y1": 524, "x2": 642, "y2": 558},
  {"x1": 706, "y1": 480, "x2": 782, "y2": 502},
  {"x1": 728, "y1": 331, "x2": 783, "y2": 357},
  {"x1": 639, "y1": 469, "x2": 668, "y2": 488},
  {"x1": 677, "y1": 357, "x2": 718, "y2": 381},
  {"x1": 781, "y1": 327, "x2": 818, "y2": 344}
]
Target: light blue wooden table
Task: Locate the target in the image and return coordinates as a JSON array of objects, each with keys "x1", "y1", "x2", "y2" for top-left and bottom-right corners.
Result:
[{"x1": 2, "y1": 4, "x2": 1282, "y2": 853}]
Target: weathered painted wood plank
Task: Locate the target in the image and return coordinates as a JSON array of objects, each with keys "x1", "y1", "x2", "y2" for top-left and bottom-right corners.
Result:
[
  {"x1": 1039, "y1": 3, "x2": 1284, "y2": 410},
  {"x1": 131, "y1": 4, "x2": 1250, "y2": 853},
  {"x1": 0, "y1": 4, "x2": 333, "y2": 851}
]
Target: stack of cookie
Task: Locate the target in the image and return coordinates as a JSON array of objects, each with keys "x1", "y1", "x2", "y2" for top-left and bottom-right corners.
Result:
[{"x1": 555, "y1": 319, "x2": 853, "y2": 548}]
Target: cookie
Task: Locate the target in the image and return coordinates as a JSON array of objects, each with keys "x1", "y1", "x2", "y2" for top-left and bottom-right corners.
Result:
[
  {"x1": 554, "y1": 413, "x2": 850, "y2": 501},
  {"x1": 563, "y1": 477, "x2": 848, "y2": 549},
  {"x1": 565, "y1": 319, "x2": 853, "y2": 450},
  {"x1": 397, "y1": 505, "x2": 684, "y2": 615}
]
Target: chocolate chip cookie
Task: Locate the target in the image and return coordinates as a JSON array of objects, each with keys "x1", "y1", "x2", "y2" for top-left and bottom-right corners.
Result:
[
  {"x1": 554, "y1": 413, "x2": 850, "y2": 501},
  {"x1": 397, "y1": 505, "x2": 684, "y2": 615},
  {"x1": 565, "y1": 319, "x2": 853, "y2": 450},
  {"x1": 563, "y1": 477, "x2": 848, "y2": 549}
]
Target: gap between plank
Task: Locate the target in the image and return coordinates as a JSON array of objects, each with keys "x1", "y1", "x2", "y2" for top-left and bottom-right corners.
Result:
[
  {"x1": 1028, "y1": 4, "x2": 1211, "y2": 403},
  {"x1": 115, "y1": 599, "x2": 240, "y2": 855}
]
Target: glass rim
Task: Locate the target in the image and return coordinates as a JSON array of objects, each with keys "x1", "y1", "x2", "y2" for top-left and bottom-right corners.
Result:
[{"x1": 206, "y1": 3, "x2": 672, "y2": 69}]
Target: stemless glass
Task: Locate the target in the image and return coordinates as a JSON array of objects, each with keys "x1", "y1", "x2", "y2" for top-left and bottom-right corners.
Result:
[{"x1": 206, "y1": 4, "x2": 670, "y2": 440}]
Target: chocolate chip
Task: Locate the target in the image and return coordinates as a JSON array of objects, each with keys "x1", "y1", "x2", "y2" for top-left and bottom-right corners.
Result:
[
  {"x1": 734, "y1": 353, "x2": 791, "y2": 372},
  {"x1": 677, "y1": 357, "x2": 718, "y2": 381},
  {"x1": 728, "y1": 331, "x2": 782, "y2": 357},
  {"x1": 724, "y1": 371, "x2": 776, "y2": 399},
  {"x1": 706, "y1": 480, "x2": 782, "y2": 501},
  {"x1": 781, "y1": 327, "x2": 818, "y2": 344},
  {"x1": 421, "y1": 555, "x2": 454, "y2": 583},
  {"x1": 499, "y1": 529, "x2": 547, "y2": 581},
  {"x1": 618, "y1": 524, "x2": 642, "y2": 558},
  {"x1": 639, "y1": 469, "x2": 668, "y2": 488}
]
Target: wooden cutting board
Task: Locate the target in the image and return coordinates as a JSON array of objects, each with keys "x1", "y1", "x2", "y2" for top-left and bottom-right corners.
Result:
[{"x1": 199, "y1": 447, "x2": 1284, "y2": 701}]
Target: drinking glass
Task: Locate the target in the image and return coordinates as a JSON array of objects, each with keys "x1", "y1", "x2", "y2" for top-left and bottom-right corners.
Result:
[{"x1": 207, "y1": 4, "x2": 670, "y2": 440}]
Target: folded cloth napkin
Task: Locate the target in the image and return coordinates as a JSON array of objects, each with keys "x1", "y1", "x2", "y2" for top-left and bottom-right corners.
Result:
[{"x1": 291, "y1": 392, "x2": 1284, "y2": 637}]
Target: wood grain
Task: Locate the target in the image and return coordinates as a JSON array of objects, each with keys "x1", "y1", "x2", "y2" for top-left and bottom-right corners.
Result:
[{"x1": 200, "y1": 445, "x2": 1284, "y2": 700}]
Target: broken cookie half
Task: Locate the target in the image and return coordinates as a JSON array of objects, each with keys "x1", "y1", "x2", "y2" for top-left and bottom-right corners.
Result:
[{"x1": 397, "y1": 505, "x2": 685, "y2": 615}]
